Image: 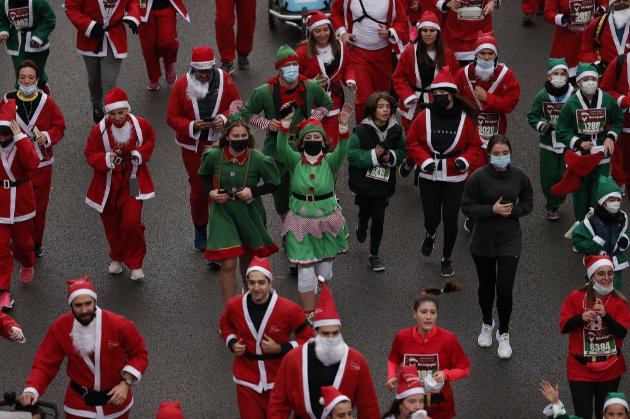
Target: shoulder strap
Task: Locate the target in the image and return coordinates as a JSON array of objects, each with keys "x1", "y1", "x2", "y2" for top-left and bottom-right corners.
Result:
[
  {"x1": 616, "y1": 53, "x2": 627, "y2": 81},
  {"x1": 594, "y1": 12, "x2": 610, "y2": 55},
  {"x1": 299, "y1": 80, "x2": 308, "y2": 117},
  {"x1": 352, "y1": 0, "x2": 388, "y2": 25},
  {"x1": 271, "y1": 82, "x2": 282, "y2": 118}
]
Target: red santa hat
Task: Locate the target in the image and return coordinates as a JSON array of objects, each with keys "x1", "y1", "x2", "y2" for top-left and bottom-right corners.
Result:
[
  {"x1": 396, "y1": 365, "x2": 425, "y2": 400},
  {"x1": 156, "y1": 401, "x2": 184, "y2": 419},
  {"x1": 0, "y1": 99, "x2": 17, "y2": 127},
  {"x1": 313, "y1": 279, "x2": 341, "y2": 328},
  {"x1": 191, "y1": 46, "x2": 215, "y2": 70},
  {"x1": 67, "y1": 276, "x2": 97, "y2": 305},
  {"x1": 103, "y1": 87, "x2": 130, "y2": 114},
  {"x1": 585, "y1": 255, "x2": 614, "y2": 279},
  {"x1": 246, "y1": 256, "x2": 273, "y2": 280},
  {"x1": 430, "y1": 66, "x2": 458, "y2": 92},
  {"x1": 417, "y1": 11, "x2": 441, "y2": 31},
  {"x1": 319, "y1": 386, "x2": 351, "y2": 418},
  {"x1": 304, "y1": 10, "x2": 331, "y2": 32},
  {"x1": 551, "y1": 150, "x2": 604, "y2": 196},
  {"x1": 474, "y1": 31, "x2": 498, "y2": 55}
]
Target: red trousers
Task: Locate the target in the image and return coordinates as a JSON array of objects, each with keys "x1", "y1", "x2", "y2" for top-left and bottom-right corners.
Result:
[
  {"x1": 0, "y1": 221, "x2": 34, "y2": 290},
  {"x1": 236, "y1": 385, "x2": 270, "y2": 419},
  {"x1": 322, "y1": 114, "x2": 340, "y2": 149},
  {"x1": 215, "y1": 0, "x2": 256, "y2": 62},
  {"x1": 611, "y1": 132, "x2": 630, "y2": 187},
  {"x1": 181, "y1": 147, "x2": 210, "y2": 226},
  {"x1": 138, "y1": 7, "x2": 179, "y2": 84},
  {"x1": 351, "y1": 46, "x2": 393, "y2": 124},
  {"x1": 100, "y1": 194, "x2": 145, "y2": 270},
  {"x1": 31, "y1": 165, "x2": 52, "y2": 247},
  {"x1": 521, "y1": 0, "x2": 544, "y2": 14},
  {"x1": 67, "y1": 413, "x2": 129, "y2": 419}
]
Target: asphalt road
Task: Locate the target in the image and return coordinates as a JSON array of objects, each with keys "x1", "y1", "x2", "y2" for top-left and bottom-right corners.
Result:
[{"x1": 1, "y1": 1, "x2": 628, "y2": 418}]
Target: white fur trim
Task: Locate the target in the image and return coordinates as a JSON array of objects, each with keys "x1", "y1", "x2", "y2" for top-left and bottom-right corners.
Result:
[
  {"x1": 308, "y1": 18, "x2": 331, "y2": 32},
  {"x1": 322, "y1": 395, "x2": 351, "y2": 417},
  {"x1": 85, "y1": 21, "x2": 96, "y2": 38},
  {"x1": 68, "y1": 289, "x2": 97, "y2": 305},
  {"x1": 225, "y1": 333, "x2": 237, "y2": 348},
  {"x1": 554, "y1": 13, "x2": 565, "y2": 26},
  {"x1": 598, "y1": 191, "x2": 622, "y2": 205},
  {"x1": 396, "y1": 387, "x2": 425, "y2": 400},
  {"x1": 122, "y1": 15, "x2": 140, "y2": 26},
  {"x1": 370, "y1": 149, "x2": 379, "y2": 166},
  {"x1": 122, "y1": 365, "x2": 142, "y2": 382},
  {"x1": 430, "y1": 81, "x2": 457, "y2": 91},
  {"x1": 593, "y1": 236, "x2": 606, "y2": 246},
  {"x1": 474, "y1": 43, "x2": 497, "y2": 55},
  {"x1": 418, "y1": 21, "x2": 440, "y2": 30},
  {"x1": 246, "y1": 266, "x2": 273, "y2": 280},
  {"x1": 191, "y1": 60, "x2": 215, "y2": 70},
  {"x1": 130, "y1": 150, "x2": 142, "y2": 165},
  {"x1": 576, "y1": 70, "x2": 598, "y2": 81},
  {"x1": 23, "y1": 387, "x2": 39, "y2": 400},
  {"x1": 604, "y1": 397, "x2": 629, "y2": 412},
  {"x1": 587, "y1": 258, "x2": 614, "y2": 278},
  {"x1": 548, "y1": 64, "x2": 569, "y2": 74},
  {"x1": 104, "y1": 100, "x2": 130, "y2": 113},
  {"x1": 313, "y1": 318, "x2": 341, "y2": 328}
]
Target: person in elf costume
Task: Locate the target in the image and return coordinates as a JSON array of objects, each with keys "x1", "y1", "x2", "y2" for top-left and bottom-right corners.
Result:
[
  {"x1": 555, "y1": 62, "x2": 624, "y2": 224},
  {"x1": 527, "y1": 58, "x2": 574, "y2": 221},
  {"x1": 275, "y1": 102, "x2": 352, "y2": 316},
  {"x1": 240, "y1": 45, "x2": 332, "y2": 221},
  {"x1": 0, "y1": 0, "x2": 55, "y2": 92},
  {"x1": 540, "y1": 380, "x2": 582, "y2": 419}
]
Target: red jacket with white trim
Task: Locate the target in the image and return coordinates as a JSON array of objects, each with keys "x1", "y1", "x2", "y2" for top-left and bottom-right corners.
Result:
[
  {"x1": 0, "y1": 133, "x2": 39, "y2": 224},
  {"x1": 437, "y1": 0, "x2": 493, "y2": 61},
  {"x1": 601, "y1": 53, "x2": 630, "y2": 131},
  {"x1": 139, "y1": 0, "x2": 188, "y2": 22},
  {"x1": 1, "y1": 312, "x2": 20, "y2": 341},
  {"x1": 579, "y1": 14, "x2": 630, "y2": 65}
]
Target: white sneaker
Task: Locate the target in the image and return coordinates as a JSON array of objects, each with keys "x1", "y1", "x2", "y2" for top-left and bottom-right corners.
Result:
[
  {"x1": 108, "y1": 261, "x2": 123, "y2": 274},
  {"x1": 477, "y1": 321, "x2": 494, "y2": 347},
  {"x1": 130, "y1": 269, "x2": 145, "y2": 281},
  {"x1": 496, "y1": 330, "x2": 512, "y2": 359}
]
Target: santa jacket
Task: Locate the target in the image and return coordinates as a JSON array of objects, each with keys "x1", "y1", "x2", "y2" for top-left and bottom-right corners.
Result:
[
  {"x1": 330, "y1": 0, "x2": 409, "y2": 56},
  {"x1": 84, "y1": 114, "x2": 155, "y2": 213},
  {"x1": 392, "y1": 43, "x2": 460, "y2": 120},
  {"x1": 0, "y1": 132, "x2": 39, "y2": 224},
  {"x1": 3, "y1": 91, "x2": 66, "y2": 168},
  {"x1": 64, "y1": 0, "x2": 140, "y2": 58},
  {"x1": 0, "y1": 0, "x2": 55, "y2": 55},
  {"x1": 139, "y1": 0, "x2": 188, "y2": 22},
  {"x1": 296, "y1": 42, "x2": 355, "y2": 116},
  {"x1": 166, "y1": 71, "x2": 240, "y2": 153},
  {"x1": 580, "y1": 12, "x2": 630, "y2": 66},
  {"x1": 24, "y1": 308, "x2": 148, "y2": 418},
  {"x1": 219, "y1": 291, "x2": 313, "y2": 393},
  {"x1": 268, "y1": 341, "x2": 380, "y2": 419},
  {"x1": 601, "y1": 53, "x2": 630, "y2": 131},
  {"x1": 437, "y1": 0, "x2": 493, "y2": 61},
  {"x1": 1, "y1": 311, "x2": 20, "y2": 341},
  {"x1": 406, "y1": 108, "x2": 483, "y2": 182}
]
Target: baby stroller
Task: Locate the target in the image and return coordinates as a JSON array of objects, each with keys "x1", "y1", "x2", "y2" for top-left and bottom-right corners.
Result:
[
  {"x1": 268, "y1": 0, "x2": 331, "y2": 38},
  {"x1": 0, "y1": 392, "x2": 59, "y2": 418}
]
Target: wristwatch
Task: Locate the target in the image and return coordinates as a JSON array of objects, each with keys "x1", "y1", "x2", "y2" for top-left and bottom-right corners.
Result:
[{"x1": 123, "y1": 378, "x2": 134, "y2": 387}]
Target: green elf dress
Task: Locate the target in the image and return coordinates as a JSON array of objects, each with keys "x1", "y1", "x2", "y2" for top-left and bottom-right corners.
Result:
[
  {"x1": 0, "y1": 0, "x2": 55, "y2": 88},
  {"x1": 198, "y1": 145, "x2": 280, "y2": 260},
  {"x1": 276, "y1": 120, "x2": 348, "y2": 267}
]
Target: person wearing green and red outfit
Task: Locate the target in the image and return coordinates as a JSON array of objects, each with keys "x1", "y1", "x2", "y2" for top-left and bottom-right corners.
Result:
[{"x1": 198, "y1": 119, "x2": 280, "y2": 303}]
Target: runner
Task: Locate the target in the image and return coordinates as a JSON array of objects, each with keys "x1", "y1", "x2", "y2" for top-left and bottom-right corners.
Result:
[
  {"x1": 382, "y1": 365, "x2": 429, "y2": 419},
  {"x1": 215, "y1": 0, "x2": 256, "y2": 73}
]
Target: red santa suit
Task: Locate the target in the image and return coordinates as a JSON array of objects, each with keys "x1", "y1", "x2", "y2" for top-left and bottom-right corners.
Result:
[
  {"x1": 2, "y1": 91, "x2": 65, "y2": 249},
  {"x1": 0, "y1": 100, "x2": 39, "y2": 292},
  {"x1": 138, "y1": 0, "x2": 189, "y2": 85},
  {"x1": 436, "y1": 0, "x2": 493, "y2": 62},
  {"x1": 166, "y1": 47, "x2": 240, "y2": 228},
  {"x1": 0, "y1": 311, "x2": 23, "y2": 341},
  {"x1": 580, "y1": 10, "x2": 630, "y2": 67},
  {"x1": 331, "y1": 0, "x2": 409, "y2": 122},
  {"x1": 215, "y1": 0, "x2": 256, "y2": 63}
]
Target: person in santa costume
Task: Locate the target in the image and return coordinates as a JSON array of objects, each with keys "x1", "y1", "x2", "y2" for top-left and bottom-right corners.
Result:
[
  {"x1": 556, "y1": 62, "x2": 624, "y2": 223},
  {"x1": 166, "y1": 45, "x2": 240, "y2": 254},
  {"x1": 138, "y1": 0, "x2": 188, "y2": 91},
  {"x1": 0, "y1": 99, "x2": 39, "y2": 311},
  {"x1": 382, "y1": 365, "x2": 430, "y2": 419},
  {"x1": 387, "y1": 294, "x2": 470, "y2": 419},
  {"x1": 214, "y1": 0, "x2": 256, "y2": 74},
  {"x1": 198, "y1": 119, "x2": 280, "y2": 302},
  {"x1": 521, "y1": 0, "x2": 545, "y2": 27},
  {"x1": 330, "y1": 0, "x2": 410, "y2": 123},
  {"x1": 84, "y1": 87, "x2": 155, "y2": 281},
  {"x1": 219, "y1": 256, "x2": 313, "y2": 418},
  {"x1": 560, "y1": 255, "x2": 630, "y2": 419},
  {"x1": 406, "y1": 66, "x2": 483, "y2": 278},
  {"x1": 526, "y1": 58, "x2": 574, "y2": 221},
  {"x1": 241, "y1": 44, "x2": 332, "y2": 220},
  {"x1": 17, "y1": 276, "x2": 149, "y2": 418},
  {"x1": 267, "y1": 280, "x2": 380, "y2": 419},
  {"x1": 319, "y1": 386, "x2": 353, "y2": 419},
  {"x1": 64, "y1": 0, "x2": 140, "y2": 123},
  {"x1": 3, "y1": 59, "x2": 65, "y2": 258},
  {"x1": 0, "y1": 0, "x2": 55, "y2": 92},
  {"x1": 296, "y1": 10, "x2": 357, "y2": 149},
  {"x1": 0, "y1": 311, "x2": 25, "y2": 342}
]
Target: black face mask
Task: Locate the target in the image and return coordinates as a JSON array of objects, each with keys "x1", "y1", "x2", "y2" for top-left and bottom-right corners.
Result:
[
  {"x1": 230, "y1": 140, "x2": 248, "y2": 152},
  {"x1": 0, "y1": 138, "x2": 13, "y2": 148},
  {"x1": 432, "y1": 94, "x2": 450, "y2": 109},
  {"x1": 302, "y1": 141, "x2": 323, "y2": 156}
]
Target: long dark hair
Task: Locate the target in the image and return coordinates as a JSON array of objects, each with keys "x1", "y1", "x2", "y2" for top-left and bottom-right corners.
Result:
[
  {"x1": 578, "y1": 277, "x2": 627, "y2": 303},
  {"x1": 416, "y1": 29, "x2": 445, "y2": 69},
  {"x1": 381, "y1": 399, "x2": 403, "y2": 418},
  {"x1": 218, "y1": 119, "x2": 256, "y2": 148}
]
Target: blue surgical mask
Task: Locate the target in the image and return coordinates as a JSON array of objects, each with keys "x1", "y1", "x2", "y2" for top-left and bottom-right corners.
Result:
[
  {"x1": 281, "y1": 65, "x2": 299, "y2": 83},
  {"x1": 490, "y1": 154, "x2": 510, "y2": 168},
  {"x1": 476, "y1": 58, "x2": 495, "y2": 70},
  {"x1": 593, "y1": 281, "x2": 614, "y2": 295},
  {"x1": 19, "y1": 83, "x2": 38, "y2": 96}
]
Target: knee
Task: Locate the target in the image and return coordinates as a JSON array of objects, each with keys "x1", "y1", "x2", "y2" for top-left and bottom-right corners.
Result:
[
  {"x1": 221, "y1": 258, "x2": 238, "y2": 273},
  {"x1": 297, "y1": 269, "x2": 316, "y2": 293}
]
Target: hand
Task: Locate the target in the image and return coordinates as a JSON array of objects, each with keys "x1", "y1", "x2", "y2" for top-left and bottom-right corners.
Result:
[
  {"x1": 9, "y1": 327, "x2": 23, "y2": 342},
  {"x1": 35, "y1": 131, "x2": 47, "y2": 145},
  {"x1": 233, "y1": 338, "x2": 246, "y2": 356},
  {"x1": 446, "y1": 0, "x2": 462, "y2": 9},
  {"x1": 124, "y1": 20, "x2": 138, "y2": 35},
  {"x1": 483, "y1": 0, "x2": 496, "y2": 15},
  {"x1": 382, "y1": 151, "x2": 391, "y2": 163},
  {"x1": 0, "y1": 34, "x2": 7, "y2": 42},
  {"x1": 316, "y1": 74, "x2": 328, "y2": 90},
  {"x1": 338, "y1": 103, "x2": 353, "y2": 126},
  {"x1": 235, "y1": 187, "x2": 253, "y2": 202},
  {"x1": 410, "y1": 0, "x2": 420, "y2": 11},
  {"x1": 386, "y1": 377, "x2": 398, "y2": 390},
  {"x1": 492, "y1": 197, "x2": 513, "y2": 217},
  {"x1": 593, "y1": 299, "x2": 606, "y2": 317},
  {"x1": 539, "y1": 123, "x2": 553, "y2": 136},
  {"x1": 91, "y1": 23, "x2": 105, "y2": 41},
  {"x1": 604, "y1": 138, "x2": 615, "y2": 156},
  {"x1": 17, "y1": 392, "x2": 37, "y2": 406},
  {"x1": 539, "y1": 380, "x2": 560, "y2": 405},
  {"x1": 340, "y1": 32, "x2": 354, "y2": 46},
  {"x1": 347, "y1": 81, "x2": 357, "y2": 94},
  {"x1": 432, "y1": 371, "x2": 445, "y2": 383},
  {"x1": 582, "y1": 309, "x2": 597, "y2": 322},
  {"x1": 193, "y1": 120, "x2": 214, "y2": 130},
  {"x1": 107, "y1": 381, "x2": 130, "y2": 406},
  {"x1": 30, "y1": 39, "x2": 41, "y2": 48},
  {"x1": 261, "y1": 334, "x2": 282, "y2": 354},
  {"x1": 268, "y1": 119, "x2": 280, "y2": 133},
  {"x1": 210, "y1": 189, "x2": 229, "y2": 203},
  {"x1": 375, "y1": 145, "x2": 386, "y2": 158},
  {"x1": 210, "y1": 118, "x2": 225, "y2": 132},
  {"x1": 423, "y1": 162, "x2": 436, "y2": 172},
  {"x1": 580, "y1": 141, "x2": 593, "y2": 151},
  {"x1": 377, "y1": 25, "x2": 389, "y2": 39},
  {"x1": 109, "y1": 152, "x2": 118, "y2": 165},
  {"x1": 618, "y1": 235, "x2": 629, "y2": 250},
  {"x1": 10, "y1": 120, "x2": 21, "y2": 136},
  {"x1": 474, "y1": 86, "x2": 488, "y2": 102},
  {"x1": 279, "y1": 103, "x2": 296, "y2": 123}
]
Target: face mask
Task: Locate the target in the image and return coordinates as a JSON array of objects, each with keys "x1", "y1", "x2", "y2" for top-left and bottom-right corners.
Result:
[
  {"x1": 303, "y1": 141, "x2": 323, "y2": 156},
  {"x1": 476, "y1": 58, "x2": 495, "y2": 70},
  {"x1": 432, "y1": 94, "x2": 450, "y2": 109},
  {"x1": 593, "y1": 281, "x2": 614, "y2": 295},
  {"x1": 410, "y1": 410, "x2": 428, "y2": 419},
  {"x1": 0, "y1": 138, "x2": 12, "y2": 148},
  {"x1": 19, "y1": 83, "x2": 38, "y2": 96},
  {"x1": 550, "y1": 75, "x2": 567, "y2": 88},
  {"x1": 281, "y1": 65, "x2": 299, "y2": 83},
  {"x1": 490, "y1": 154, "x2": 511, "y2": 169},
  {"x1": 581, "y1": 80, "x2": 598, "y2": 95},
  {"x1": 606, "y1": 201, "x2": 622, "y2": 214},
  {"x1": 230, "y1": 140, "x2": 248, "y2": 152}
]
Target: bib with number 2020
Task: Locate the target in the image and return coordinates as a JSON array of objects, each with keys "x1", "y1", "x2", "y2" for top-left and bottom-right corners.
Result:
[
  {"x1": 583, "y1": 317, "x2": 617, "y2": 356},
  {"x1": 568, "y1": 0, "x2": 593, "y2": 30},
  {"x1": 576, "y1": 108, "x2": 606, "y2": 135},
  {"x1": 477, "y1": 112, "x2": 500, "y2": 139},
  {"x1": 542, "y1": 102, "x2": 564, "y2": 126},
  {"x1": 403, "y1": 354, "x2": 440, "y2": 382},
  {"x1": 366, "y1": 166, "x2": 390, "y2": 182}
]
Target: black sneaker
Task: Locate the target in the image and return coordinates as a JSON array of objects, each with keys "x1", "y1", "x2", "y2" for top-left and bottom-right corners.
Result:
[
  {"x1": 220, "y1": 60, "x2": 235, "y2": 75},
  {"x1": 421, "y1": 232, "x2": 435, "y2": 257},
  {"x1": 92, "y1": 105, "x2": 104, "y2": 123},
  {"x1": 194, "y1": 226, "x2": 207, "y2": 252},
  {"x1": 237, "y1": 53, "x2": 250, "y2": 70},
  {"x1": 399, "y1": 159, "x2": 414, "y2": 178},
  {"x1": 289, "y1": 266, "x2": 298, "y2": 276},
  {"x1": 464, "y1": 218, "x2": 475, "y2": 233},
  {"x1": 34, "y1": 245, "x2": 43, "y2": 258},
  {"x1": 369, "y1": 255, "x2": 385, "y2": 272},
  {"x1": 356, "y1": 225, "x2": 367, "y2": 243},
  {"x1": 522, "y1": 14, "x2": 534, "y2": 26},
  {"x1": 441, "y1": 258, "x2": 454, "y2": 277}
]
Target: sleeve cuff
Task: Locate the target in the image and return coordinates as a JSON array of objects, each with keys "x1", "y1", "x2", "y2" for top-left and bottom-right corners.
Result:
[
  {"x1": 335, "y1": 27, "x2": 348, "y2": 37},
  {"x1": 23, "y1": 387, "x2": 39, "y2": 400},
  {"x1": 607, "y1": 131, "x2": 618, "y2": 141},
  {"x1": 339, "y1": 124, "x2": 349, "y2": 134},
  {"x1": 0, "y1": 31, "x2": 9, "y2": 37},
  {"x1": 387, "y1": 151, "x2": 397, "y2": 166},
  {"x1": 225, "y1": 333, "x2": 237, "y2": 348},
  {"x1": 105, "y1": 152, "x2": 115, "y2": 169},
  {"x1": 617, "y1": 95, "x2": 626, "y2": 110},
  {"x1": 289, "y1": 340, "x2": 298, "y2": 349},
  {"x1": 130, "y1": 150, "x2": 142, "y2": 165},
  {"x1": 85, "y1": 20, "x2": 96, "y2": 37},
  {"x1": 420, "y1": 158, "x2": 435, "y2": 171},
  {"x1": 554, "y1": 14, "x2": 565, "y2": 26},
  {"x1": 456, "y1": 157, "x2": 469, "y2": 170},
  {"x1": 43, "y1": 131, "x2": 51, "y2": 148},
  {"x1": 569, "y1": 136, "x2": 580, "y2": 149},
  {"x1": 370, "y1": 149, "x2": 379, "y2": 166},
  {"x1": 345, "y1": 80, "x2": 356, "y2": 87},
  {"x1": 436, "y1": 0, "x2": 448, "y2": 12},
  {"x1": 403, "y1": 95, "x2": 418, "y2": 107},
  {"x1": 593, "y1": 235, "x2": 606, "y2": 246},
  {"x1": 13, "y1": 133, "x2": 26, "y2": 142},
  {"x1": 536, "y1": 121, "x2": 544, "y2": 132},
  {"x1": 217, "y1": 114, "x2": 228, "y2": 124},
  {"x1": 189, "y1": 121, "x2": 200, "y2": 140},
  {"x1": 123, "y1": 15, "x2": 140, "y2": 26},
  {"x1": 31, "y1": 35, "x2": 44, "y2": 45},
  {"x1": 122, "y1": 365, "x2": 143, "y2": 382},
  {"x1": 281, "y1": 119, "x2": 291, "y2": 129}
]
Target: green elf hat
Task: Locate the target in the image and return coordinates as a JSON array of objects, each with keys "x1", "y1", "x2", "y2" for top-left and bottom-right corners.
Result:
[
  {"x1": 275, "y1": 45, "x2": 299, "y2": 69},
  {"x1": 596, "y1": 176, "x2": 622, "y2": 205},
  {"x1": 576, "y1": 62, "x2": 598, "y2": 82},
  {"x1": 547, "y1": 57, "x2": 569, "y2": 74},
  {"x1": 603, "y1": 392, "x2": 629, "y2": 414},
  {"x1": 296, "y1": 118, "x2": 327, "y2": 142}
]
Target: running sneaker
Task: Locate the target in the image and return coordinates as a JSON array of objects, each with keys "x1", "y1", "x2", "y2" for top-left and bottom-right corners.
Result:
[
  {"x1": 194, "y1": 227, "x2": 207, "y2": 252},
  {"x1": 108, "y1": 261, "x2": 123, "y2": 275},
  {"x1": 440, "y1": 258, "x2": 454, "y2": 277},
  {"x1": 399, "y1": 159, "x2": 414, "y2": 178},
  {"x1": 547, "y1": 209, "x2": 560, "y2": 221},
  {"x1": 237, "y1": 53, "x2": 250, "y2": 70},
  {"x1": 34, "y1": 245, "x2": 43, "y2": 258},
  {"x1": 92, "y1": 105, "x2": 105, "y2": 123},
  {"x1": 477, "y1": 320, "x2": 495, "y2": 347},
  {"x1": 369, "y1": 255, "x2": 385, "y2": 272},
  {"x1": 421, "y1": 232, "x2": 435, "y2": 257},
  {"x1": 220, "y1": 61, "x2": 235, "y2": 75},
  {"x1": 130, "y1": 269, "x2": 145, "y2": 280},
  {"x1": 165, "y1": 64, "x2": 177, "y2": 85},
  {"x1": 19, "y1": 267, "x2": 34, "y2": 285},
  {"x1": 496, "y1": 330, "x2": 513, "y2": 359},
  {"x1": 0, "y1": 291, "x2": 13, "y2": 311},
  {"x1": 522, "y1": 14, "x2": 534, "y2": 26},
  {"x1": 146, "y1": 82, "x2": 160, "y2": 91}
]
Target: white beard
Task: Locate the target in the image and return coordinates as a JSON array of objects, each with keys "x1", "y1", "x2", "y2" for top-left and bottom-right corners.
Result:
[
  {"x1": 111, "y1": 121, "x2": 132, "y2": 146},
  {"x1": 314, "y1": 334, "x2": 346, "y2": 366},
  {"x1": 474, "y1": 65, "x2": 495, "y2": 83},
  {"x1": 70, "y1": 317, "x2": 96, "y2": 357},
  {"x1": 613, "y1": 8, "x2": 630, "y2": 30},
  {"x1": 186, "y1": 73, "x2": 210, "y2": 100}
]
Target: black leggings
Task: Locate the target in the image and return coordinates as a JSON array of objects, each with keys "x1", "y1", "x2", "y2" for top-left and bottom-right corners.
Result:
[
  {"x1": 355, "y1": 195, "x2": 388, "y2": 255},
  {"x1": 472, "y1": 254, "x2": 520, "y2": 334},
  {"x1": 569, "y1": 377, "x2": 621, "y2": 419},
  {"x1": 418, "y1": 179, "x2": 465, "y2": 259}
]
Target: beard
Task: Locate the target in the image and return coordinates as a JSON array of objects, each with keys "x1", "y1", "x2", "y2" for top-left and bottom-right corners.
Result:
[
  {"x1": 111, "y1": 121, "x2": 132, "y2": 146},
  {"x1": 314, "y1": 334, "x2": 346, "y2": 366},
  {"x1": 70, "y1": 313, "x2": 97, "y2": 356},
  {"x1": 474, "y1": 64, "x2": 495, "y2": 82},
  {"x1": 186, "y1": 73, "x2": 210, "y2": 100},
  {"x1": 613, "y1": 7, "x2": 630, "y2": 29}
]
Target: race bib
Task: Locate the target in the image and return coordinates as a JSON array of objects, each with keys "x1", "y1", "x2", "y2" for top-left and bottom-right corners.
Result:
[
  {"x1": 576, "y1": 108, "x2": 606, "y2": 135},
  {"x1": 542, "y1": 102, "x2": 564, "y2": 126},
  {"x1": 366, "y1": 166, "x2": 390, "y2": 182},
  {"x1": 403, "y1": 354, "x2": 439, "y2": 381},
  {"x1": 103, "y1": 0, "x2": 117, "y2": 18},
  {"x1": 457, "y1": 0, "x2": 484, "y2": 19},
  {"x1": 568, "y1": 0, "x2": 594, "y2": 30},
  {"x1": 477, "y1": 112, "x2": 500, "y2": 139},
  {"x1": 8, "y1": 6, "x2": 29, "y2": 31},
  {"x1": 583, "y1": 317, "x2": 617, "y2": 356}
]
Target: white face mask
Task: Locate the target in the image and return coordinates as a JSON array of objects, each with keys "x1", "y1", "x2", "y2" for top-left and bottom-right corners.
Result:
[
  {"x1": 581, "y1": 80, "x2": 598, "y2": 95},
  {"x1": 606, "y1": 201, "x2": 622, "y2": 214},
  {"x1": 550, "y1": 75, "x2": 567, "y2": 88},
  {"x1": 410, "y1": 410, "x2": 428, "y2": 419}
]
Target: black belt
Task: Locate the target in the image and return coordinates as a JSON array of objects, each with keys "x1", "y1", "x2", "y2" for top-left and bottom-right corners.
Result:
[
  {"x1": 245, "y1": 352, "x2": 284, "y2": 361},
  {"x1": 1, "y1": 178, "x2": 29, "y2": 189},
  {"x1": 292, "y1": 191, "x2": 334, "y2": 203},
  {"x1": 70, "y1": 380, "x2": 111, "y2": 406},
  {"x1": 411, "y1": 86, "x2": 430, "y2": 93},
  {"x1": 427, "y1": 392, "x2": 446, "y2": 404},
  {"x1": 434, "y1": 151, "x2": 461, "y2": 159},
  {"x1": 573, "y1": 354, "x2": 612, "y2": 365}
]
